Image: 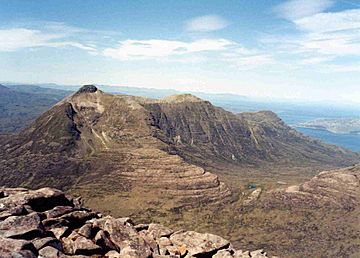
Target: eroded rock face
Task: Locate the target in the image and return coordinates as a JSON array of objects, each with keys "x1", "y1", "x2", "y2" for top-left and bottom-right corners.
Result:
[
  {"x1": 0, "y1": 187, "x2": 271, "y2": 257},
  {"x1": 267, "y1": 165, "x2": 360, "y2": 210}
]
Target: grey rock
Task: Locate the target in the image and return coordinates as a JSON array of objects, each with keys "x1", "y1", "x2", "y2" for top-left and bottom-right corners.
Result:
[
  {"x1": 78, "y1": 223, "x2": 93, "y2": 238},
  {"x1": 213, "y1": 249, "x2": 234, "y2": 258},
  {"x1": 0, "y1": 237, "x2": 37, "y2": 258},
  {"x1": 94, "y1": 229, "x2": 118, "y2": 252},
  {"x1": 170, "y1": 231, "x2": 229, "y2": 256},
  {"x1": 32, "y1": 237, "x2": 62, "y2": 251},
  {"x1": 49, "y1": 226, "x2": 69, "y2": 239},
  {"x1": 148, "y1": 223, "x2": 174, "y2": 239},
  {"x1": 43, "y1": 206, "x2": 74, "y2": 219},
  {"x1": 0, "y1": 212, "x2": 44, "y2": 239},
  {"x1": 38, "y1": 246, "x2": 61, "y2": 258}
]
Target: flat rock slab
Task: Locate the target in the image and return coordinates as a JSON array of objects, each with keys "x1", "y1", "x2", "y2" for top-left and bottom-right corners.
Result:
[
  {"x1": 0, "y1": 212, "x2": 44, "y2": 239},
  {"x1": 170, "y1": 231, "x2": 230, "y2": 256},
  {"x1": 0, "y1": 237, "x2": 37, "y2": 258}
]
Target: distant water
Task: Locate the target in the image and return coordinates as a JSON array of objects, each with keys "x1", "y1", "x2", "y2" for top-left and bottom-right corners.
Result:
[
  {"x1": 296, "y1": 128, "x2": 360, "y2": 152},
  {"x1": 206, "y1": 98, "x2": 360, "y2": 153}
]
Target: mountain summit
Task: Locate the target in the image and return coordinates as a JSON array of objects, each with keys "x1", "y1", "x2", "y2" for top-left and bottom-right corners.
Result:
[{"x1": 76, "y1": 84, "x2": 98, "y2": 94}]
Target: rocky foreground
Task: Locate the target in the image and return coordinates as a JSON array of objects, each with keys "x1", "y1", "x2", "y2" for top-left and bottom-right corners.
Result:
[{"x1": 0, "y1": 187, "x2": 271, "y2": 258}]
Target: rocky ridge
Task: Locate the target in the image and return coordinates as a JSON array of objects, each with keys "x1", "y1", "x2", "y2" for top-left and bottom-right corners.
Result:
[{"x1": 0, "y1": 187, "x2": 271, "y2": 258}]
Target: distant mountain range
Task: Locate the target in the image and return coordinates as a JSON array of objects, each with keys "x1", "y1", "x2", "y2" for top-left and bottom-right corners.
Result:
[{"x1": 0, "y1": 84, "x2": 70, "y2": 133}]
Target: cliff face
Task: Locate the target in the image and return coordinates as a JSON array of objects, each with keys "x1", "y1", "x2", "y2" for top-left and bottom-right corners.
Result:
[{"x1": 0, "y1": 187, "x2": 270, "y2": 258}]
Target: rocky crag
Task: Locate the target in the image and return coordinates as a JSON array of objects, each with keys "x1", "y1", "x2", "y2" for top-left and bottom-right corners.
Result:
[{"x1": 0, "y1": 187, "x2": 270, "y2": 258}]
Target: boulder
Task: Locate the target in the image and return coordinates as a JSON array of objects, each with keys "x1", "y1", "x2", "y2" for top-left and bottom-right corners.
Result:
[
  {"x1": 49, "y1": 226, "x2": 69, "y2": 239},
  {"x1": 105, "y1": 250, "x2": 121, "y2": 258},
  {"x1": 94, "y1": 229, "x2": 118, "y2": 251},
  {"x1": 73, "y1": 236, "x2": 102, "y2": 255},
  {"x1": 0, "y1": 205, "x2": 26, "y2": 220},
  {"x1": 60, "y1": 210, "x2": 98, "y2": 228},
  {"x1": 93, "y1": 217, "x2": 152, "y2": 258},
  {"x1": 156, "y1": 236, "x2": 172, "y2": 248},
  {"x1": 0, "y1": 188, "x2": 72, "y2": 213},
  {"x1": 0, "y1": 212, "x2": 44, "y2": 239},
  {"x1": 43, "y1": 206, "x2": 74, "y2": 219},
  {"x1": 170, "y1": 231, "x2": 230, "y2": 256},
  {"x1": 32, "y1": 236, "x2": 62, "y2": 251},
  {"x1": 213, "y1": 249, "x2": 234, "y2": 258},
  {"x1": 250, "y1": 249, "x2": 267, "y2": 258},
  {"x1": 0, "y1": 237, "x2": 37, "y2": 258},
  {"x1": 38, "y1": 246, "x2": 62, "y2": 258},
  {"x1": 63, "y1": 232, "x2": 102, "y2": 255},
  {"x1": 148, "y1": 223, "x2": 174, "y2": 239},
  {"x1": 78, "y1": 223, "x2": 94, "y2": 238}
]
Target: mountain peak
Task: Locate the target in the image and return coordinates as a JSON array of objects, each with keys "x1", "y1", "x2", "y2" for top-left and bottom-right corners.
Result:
[
  {"x1": 76, "y1": 84, "x2": 98, "y2": 94},
  {"x1": 162, "y1": 94, "x2": 204, "y2": 103}
]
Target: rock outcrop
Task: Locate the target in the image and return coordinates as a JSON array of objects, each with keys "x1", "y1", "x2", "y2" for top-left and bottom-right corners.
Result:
[
  {"x1": 230, "y1": 164, "x2": 360, "y2": 258},
  {"x1": 0, "y1": 187, "x2": 271, "y2": 258}
]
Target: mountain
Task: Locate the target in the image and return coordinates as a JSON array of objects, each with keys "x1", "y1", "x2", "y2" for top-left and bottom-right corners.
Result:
[
  {"x1": 0, "y1": 85, "x2": 358, "y2": 215},
  {"x1": 1, "y1": 85, "x2": 359, "y2": 257},
  {"x1": 0, "y1": 84, "x2": 71, "y2": 133}
]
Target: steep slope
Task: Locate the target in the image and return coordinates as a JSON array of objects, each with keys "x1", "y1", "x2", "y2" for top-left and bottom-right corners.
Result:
[
  {"x1": 0, "y1": 84, "x2": 70, "y2": 133},
  {"x1": 144, "y1": 98, "x2": 358, "y2": 169}
]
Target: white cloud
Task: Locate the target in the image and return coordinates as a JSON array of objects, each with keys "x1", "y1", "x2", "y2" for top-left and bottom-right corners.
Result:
[
  {"x1": 295, "y1": 9, "x2": 360, "y2": 32},
  {"x1": 269, "y1": 5, "x2": 360, "y2": 68},
  {"x1": 274, "y1": 0, "x2": 334, "y2": 20},
  {"x1": 225, "y1": 54, "x2": 275, "y2": 70},
  {"x1": 103, "y1": 38, "x2": 235, "y2": 60},
  {"x1": 0, "y1": 27, "x2": 96, "y2": 52},
  {"x1": 322, "y1": 63, "x2": 360, "y2": 72},
  {"x1": 103, "y1": 37, "x2": 274, "y2": 70},
  {"x1": 300, "y1": 56, "x2": 334, "y2": 65},
  {"x1": 294, "y1": 9, "x2": 360, "y2": 57},
  {"x1": 185, "y1": 15, "x2": 229, "y2": 32}
]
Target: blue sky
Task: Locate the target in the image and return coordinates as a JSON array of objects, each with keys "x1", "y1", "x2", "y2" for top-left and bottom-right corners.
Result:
[{"x1": 0, "y1": 0, "x2": 360, "y2": 103}]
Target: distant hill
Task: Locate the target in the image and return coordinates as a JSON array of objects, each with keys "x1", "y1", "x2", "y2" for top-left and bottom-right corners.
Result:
[{"x1": 0, "y1": 84, "x2": 71, "y2": 133}]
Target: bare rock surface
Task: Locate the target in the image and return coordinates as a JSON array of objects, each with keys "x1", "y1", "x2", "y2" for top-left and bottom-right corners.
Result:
[{"x1": 0, "y1": 187, "x2": 272, "y2": 257}]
